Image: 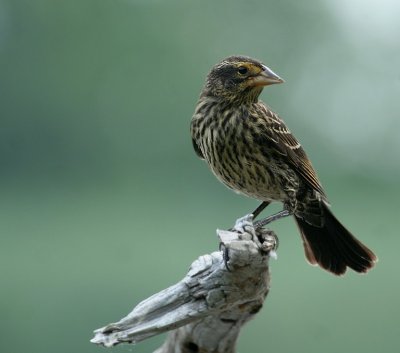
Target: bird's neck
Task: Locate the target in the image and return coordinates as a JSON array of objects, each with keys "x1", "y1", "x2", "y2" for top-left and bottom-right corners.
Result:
[
  {"x1": 239, "y1": 87, "x2": 263, "y2": 105},
  {"x1": 201, "y1": 87, "x2": 262, "y2": 106}
]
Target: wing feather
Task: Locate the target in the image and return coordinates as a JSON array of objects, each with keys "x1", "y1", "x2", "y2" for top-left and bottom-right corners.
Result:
[
  {"x1": 256, "y1": 104, "x2": 327, "y2": 199},
  {"x1": 192, "y1": 138, "x2": 204, "y2": 159}
]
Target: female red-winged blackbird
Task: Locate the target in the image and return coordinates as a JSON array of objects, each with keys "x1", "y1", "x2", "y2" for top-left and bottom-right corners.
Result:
[{"x1": 190, "y1": 55, "x2": 376, "y2": 275}]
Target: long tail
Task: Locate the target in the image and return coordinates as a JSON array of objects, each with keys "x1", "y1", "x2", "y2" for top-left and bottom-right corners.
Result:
[{"x1": 295, "y1": 204, "x2": 377, "y2": 275}]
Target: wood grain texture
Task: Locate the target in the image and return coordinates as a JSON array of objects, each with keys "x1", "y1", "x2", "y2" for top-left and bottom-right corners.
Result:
[{"x1": 91, "y1": 215, "x2": 278, "y2": 352}]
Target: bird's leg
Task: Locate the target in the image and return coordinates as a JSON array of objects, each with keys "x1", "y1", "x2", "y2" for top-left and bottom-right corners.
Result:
[
  {"x1": 254, "y1": 209, "x2": 291, "y2": 229},
  {"x1": 230, "y1": 202, "x2": 270, "y2": 234},
  {"x1": 254, "y1": 191, "x2": 297, "y2": 228},
  {"x1": 251, "y1": 201, "x2": 271, "y2": 219}
]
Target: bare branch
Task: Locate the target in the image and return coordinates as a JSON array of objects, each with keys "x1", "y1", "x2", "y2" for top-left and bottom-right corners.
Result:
[{"x1": 91, "y1": 215, "x2": 278, "y2": 352}]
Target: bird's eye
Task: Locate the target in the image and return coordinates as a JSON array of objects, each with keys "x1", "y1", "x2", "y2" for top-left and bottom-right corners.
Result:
[{"x1": 237, "y1": 66, "x2": 248, "y2": 75}]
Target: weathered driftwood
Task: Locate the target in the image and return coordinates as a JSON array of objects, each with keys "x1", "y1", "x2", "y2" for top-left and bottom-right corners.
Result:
[{"x1": 91, "y1": 214, "x2": 278, "y2": 352}]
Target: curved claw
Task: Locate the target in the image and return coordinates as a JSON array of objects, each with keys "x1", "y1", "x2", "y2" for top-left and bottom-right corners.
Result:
[
  {"x1": 219, "y1": 243, "x2": 232, "y2": 272},
  {"x1": 231, "y1": 214, "x2": 256, "y2": 240}
]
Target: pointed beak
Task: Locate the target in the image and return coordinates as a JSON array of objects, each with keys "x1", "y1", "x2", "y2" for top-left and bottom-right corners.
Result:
[{"x1": 250, "y1": 65, "x2": 284, "y2": 87}]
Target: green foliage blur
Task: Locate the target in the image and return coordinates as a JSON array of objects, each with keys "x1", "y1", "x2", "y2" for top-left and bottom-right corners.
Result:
[{"x1": 1, "y1": 1, "x2": 399, "y2": 352}]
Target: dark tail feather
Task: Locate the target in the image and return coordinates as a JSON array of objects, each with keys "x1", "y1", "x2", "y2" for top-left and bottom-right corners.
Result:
[{"x1": 295, "y1": 205, "x2": 377, "y2": 275}]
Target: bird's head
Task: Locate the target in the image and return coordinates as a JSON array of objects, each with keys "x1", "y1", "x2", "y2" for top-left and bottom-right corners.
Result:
[{"x1": 203, "y1": 55, "x2": 284, "y2": 104}]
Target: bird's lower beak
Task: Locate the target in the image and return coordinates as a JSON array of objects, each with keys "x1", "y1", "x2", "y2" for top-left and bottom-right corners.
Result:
[{"x1": 250, "y1": 65, "x2": 284, "y2": 87}]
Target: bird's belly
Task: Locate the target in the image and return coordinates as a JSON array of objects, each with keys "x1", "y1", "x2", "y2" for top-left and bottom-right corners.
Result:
[{"x1": 206, "y1": 144, "x2": 286, "y2": 202}]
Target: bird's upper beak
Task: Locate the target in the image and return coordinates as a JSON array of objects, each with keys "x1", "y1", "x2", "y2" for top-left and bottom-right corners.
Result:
[{"x1": 250, "y1": 65, "x2": 284, "y2": 87}]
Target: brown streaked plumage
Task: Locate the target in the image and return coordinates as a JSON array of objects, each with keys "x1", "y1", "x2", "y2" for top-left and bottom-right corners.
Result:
[{"x1": 191, "y1": 55, "x2": 377, "y2": 275}]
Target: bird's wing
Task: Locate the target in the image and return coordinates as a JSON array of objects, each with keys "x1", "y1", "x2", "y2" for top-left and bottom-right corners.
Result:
[
  {"x1": 255, "y1": 104, "x2": 327, "y2": 199},
  {"x1": 190, "y1": 118, "x2": 205, "y2": 159},
  {"x1": 191, "y1": 138, "x2": 204, "y2": 159}
]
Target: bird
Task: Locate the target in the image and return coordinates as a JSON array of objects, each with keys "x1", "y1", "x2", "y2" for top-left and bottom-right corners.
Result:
[{"x1": 190, "y1": 55, "x2": 377, "y2": 275}]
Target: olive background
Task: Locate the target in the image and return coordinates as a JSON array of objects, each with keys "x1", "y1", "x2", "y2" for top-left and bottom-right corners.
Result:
[{"x1": 1, "y1": 1, "x2": 399, "y2": 352}]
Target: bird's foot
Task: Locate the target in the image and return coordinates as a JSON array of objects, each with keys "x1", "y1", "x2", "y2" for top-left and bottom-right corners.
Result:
[
  {"x1": 256, "y1": 228, "x2": 279, "y2": 257},
  {"x1": 231, "y1": 214, "x2": 257, "y2": 240},
  {"x1": 229, "y1": 214, "x2": 279, "y2": 256}
]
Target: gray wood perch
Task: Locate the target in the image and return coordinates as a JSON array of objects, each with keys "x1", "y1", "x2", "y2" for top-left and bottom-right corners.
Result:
[{"x1": 91, "y1": 214, "x2": 279, "y2": 353}]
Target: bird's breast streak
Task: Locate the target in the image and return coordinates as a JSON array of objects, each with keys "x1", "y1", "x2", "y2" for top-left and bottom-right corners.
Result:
[{"x1": 201, "y1": 121, "x2": 284, "y2": 201}]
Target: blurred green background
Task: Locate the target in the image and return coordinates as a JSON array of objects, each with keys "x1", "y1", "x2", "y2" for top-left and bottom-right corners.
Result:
[{"x1": 1, "y1": 0, "x2": 399, "y2": 352}]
